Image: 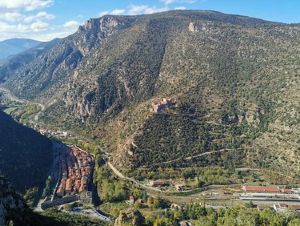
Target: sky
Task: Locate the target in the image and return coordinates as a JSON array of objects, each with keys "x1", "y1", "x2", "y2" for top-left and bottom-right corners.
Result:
[{"x1": 0, "y1": 0, "x2": 299, "y2": 41}]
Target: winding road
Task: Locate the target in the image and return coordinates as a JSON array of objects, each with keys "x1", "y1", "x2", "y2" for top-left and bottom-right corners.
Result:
[
  {"x1": 108, "y1": 162, "x2": 162, "y2": 193},
  {"x1": 0, "y1": 86, "x2": 28, "y2": 104},
  {"x1": 0, "y1": 85, "x2": 45, "y2": 121}
]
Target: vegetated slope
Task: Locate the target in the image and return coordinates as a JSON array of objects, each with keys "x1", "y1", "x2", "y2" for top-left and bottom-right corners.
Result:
[
  {"x1": 0, "y1": 38, "x2": 41, "y2": 60},
  {"x1": 1, "y1": 10, "x2": 299, "y2": 177},
  {"x1": 0, "y1": 111, "x2": 53, "y2": 191},
  {"x1": 0, "y1": 39, "x2": 59, "y2": 83}
]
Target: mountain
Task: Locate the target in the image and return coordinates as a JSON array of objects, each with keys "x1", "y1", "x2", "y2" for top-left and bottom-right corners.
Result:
[
  {"x1": 0, "y1": 110, "x2": 53, "y2": 191},
  {"x1": 0, "y1": 38, "x2": 41, "y2": 60},
  {"x1": 0, "y1": 10, "x2": 299, "y2": 178}
]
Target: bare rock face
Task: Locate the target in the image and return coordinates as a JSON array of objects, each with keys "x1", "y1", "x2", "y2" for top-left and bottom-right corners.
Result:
[
  {"x1": 189, "y1": 22, "x2": 197, "y2": 32},
  {"x1": 99, "y1": 17, "x2": 119, "y2": 31},
  {"x1": 83, "y1": 16, "x2": 119, "y2": 31},
  {"x1": 114, "y1": 209, "x2": 145, "y2": 226}
]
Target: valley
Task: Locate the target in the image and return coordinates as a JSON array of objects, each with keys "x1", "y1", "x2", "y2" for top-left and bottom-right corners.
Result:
[{"x1": 0, "y1": 9, "x2": 299, "y2": 226}]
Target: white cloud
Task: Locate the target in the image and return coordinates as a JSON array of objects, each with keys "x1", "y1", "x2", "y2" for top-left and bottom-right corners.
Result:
[
  {"x1": 0, "y1": 20, "x2": 48, "y2": 33},
  {"x1": 63, "y1": 20, "x2": 80, "y2": 29},
  {"x1": 1, "y1": 12, "x2": 23, "y2": 22},
  {"x1": 99, "y1": 11, "x2": 109, "y2": 17},
  {"x1": 0, "y1": 21, "x2": 29, "y2": 33},
  {"x1": 127, "y1": 5, "x2": 168, "y2": 15},
  {"x1": 100, "y1": 5, "x2": 169, "y2": 16},
  {"x1": 160, "y1": 0, "x2": 197, "y2": 5},
  {"x1": 1, "y1": 11, "x2": 54, "y2": 23},
  {"x1": 24, "y1": 11, "x2": 54, "y2": 23},
  {"x1": 30, "y1": 21, "x2": 48, "y2": 31},
  {"x1": 175, "y1": 6, "x2": 187, "y2": 10},
  {"x1": 0, "y1": 20, "x2": 79, "y2": 41},
  {"x1": 110, "y1": 9, "x2": 126, "y2": 15},
  {"x1": 0, "y1": 0, "x2": 56, "y2": 41},
  {"x1": 30, "y1": 30, "x2": 71, "y2": 41},
  {"x1": 0, "y1": 21, "x2": 31, "y2": 38},
  {"x1": 0, "y1": 0, "x2": 53, "y2": 11}
]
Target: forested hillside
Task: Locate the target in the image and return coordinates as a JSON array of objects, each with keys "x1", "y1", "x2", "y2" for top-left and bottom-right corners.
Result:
[{"x1": 0, "y1": 111, "x2": 53, "y2": 191}]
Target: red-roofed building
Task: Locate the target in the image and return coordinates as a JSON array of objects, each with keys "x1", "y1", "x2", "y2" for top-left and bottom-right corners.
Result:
[
  {"x1": 150, "y1": 180, "x2": 168, "y2": 187},
  {"x1": 242, "y1": 185, "x2": 292, "y2": 194}
]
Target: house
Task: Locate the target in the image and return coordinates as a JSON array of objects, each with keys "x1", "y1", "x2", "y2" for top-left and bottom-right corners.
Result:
[
  {"x1": 171, "y1": 203, "x2": 181, "y2": 210},
  {"x1": 257, "y1": 205, "x2": 271, "y2": 211},
  {"x1": 287, "y1": 205, "x2": 300, "y2": 211},
  {"x1": 65, "y1": 179, "x2": 72, "y2": 195},
  {"x1": 127, "y1": 195, "x2": 135, "y2": 205},
  {"x1": 39, "y1": 128, "x2": 48, "y2": 135},
  {"x1": 175, "y1": 184, "x2": 186, "y2": 191},
  {"x1": 152, "y1": 98, "x2": 176, "y2": 113},
  {"x1": 150, "y1": 180, "x2": 168, "y2": 187},
  {"x1": 179, "y1": 221, "x2": 192, "y2": 226},
  {"x1": 273, "y1": 204, "x2": 288, "y2": 212},
  {"x1": 273, "y1": 204, "x2": 300, "y2": 212},
  {"x1": 281, "y1": 188, "x2": 292, "y2": 194}
]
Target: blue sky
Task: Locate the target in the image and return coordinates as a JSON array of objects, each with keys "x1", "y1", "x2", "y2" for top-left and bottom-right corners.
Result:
[{"x1": 0, "y1": 0, "x2": 299, "y2": 41}]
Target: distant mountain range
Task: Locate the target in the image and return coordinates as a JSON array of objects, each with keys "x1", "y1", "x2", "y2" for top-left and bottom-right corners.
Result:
[
  {"x1": 0, "y1": 10, "x2": 299, "y2": 179},
  {"x1": 0, "y1": 38, "x2": 41, "y2": 60}
]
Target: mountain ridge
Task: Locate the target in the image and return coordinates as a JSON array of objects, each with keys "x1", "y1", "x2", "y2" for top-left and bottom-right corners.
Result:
[
  {"x1": 0, "y1": 10, "x2": 299, "y2": 178},
  {"x1": 0, "y1": 38, "x2": 41, "y2": 60}
]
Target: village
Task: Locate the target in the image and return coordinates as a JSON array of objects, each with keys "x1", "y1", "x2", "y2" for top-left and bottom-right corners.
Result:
[
  {"x1": 41, "y1": 145, "x2": 95, "y2": 210},
  {"x1": 38, "y1": 127, "x2": 69, "y2": 138},
  {"x1": 55, "y1": 146, "x2": 94, "y2": 197}
]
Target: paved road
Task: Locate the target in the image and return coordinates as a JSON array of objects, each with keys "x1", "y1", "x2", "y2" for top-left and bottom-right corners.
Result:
[
  {"x1": 0, "y1": 86, "x2": 28, "y2": 104},
  {"x1": 108, "y1": 161, "x2": 241, "y2": 197},
  {"x1": 108, "y1": 162, "x2": 161, "y2": 193},
  {"x1": 0, "y1": 86, "x2": 45, "y2": 122},
  {"x1": 69, "y1": 208, "x2": 111, "y2": 222}
]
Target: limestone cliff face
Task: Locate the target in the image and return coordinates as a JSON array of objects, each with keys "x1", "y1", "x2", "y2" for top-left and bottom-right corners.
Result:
[
  {"x1": 77, "y1": 16, "x2": 126, "y2": 55},
  {"x1": 114, "y1": 209, "x2": 145, "y2": 226}
]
